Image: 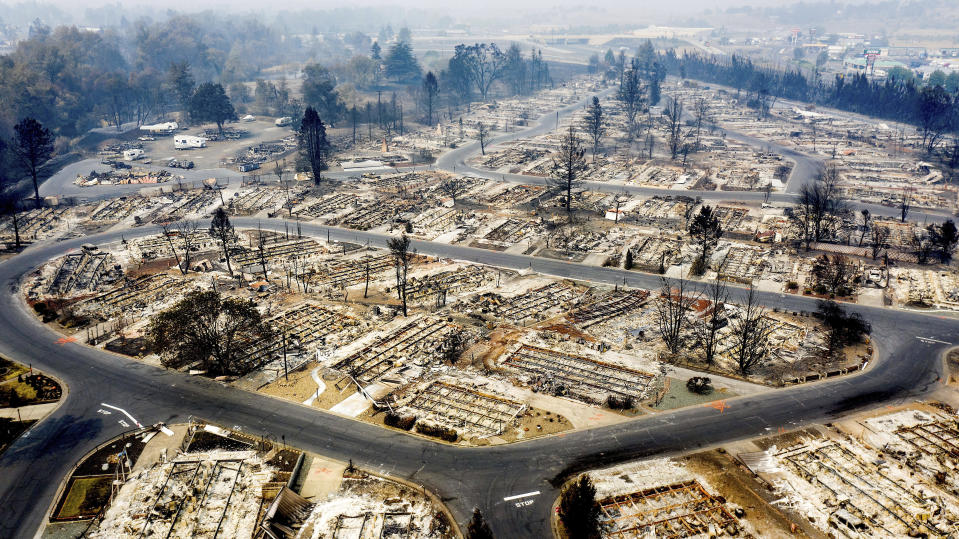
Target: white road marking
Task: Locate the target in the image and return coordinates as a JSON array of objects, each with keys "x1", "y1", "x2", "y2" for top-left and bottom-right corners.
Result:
[
  {"x1": 100, "y1": 403, "x2": 143, "y2": 428},
  {"x1": 503, "y1": 491, "x2": 540, "y2": 502},
  {"x1": 917, "y1": 336, "x2": 952, "y2": 345}
]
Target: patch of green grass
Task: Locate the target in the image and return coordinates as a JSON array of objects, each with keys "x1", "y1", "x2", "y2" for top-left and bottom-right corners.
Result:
[
  {"x1": 651, "y1": 377, "x2": 737, "y2": 411},
  {"x1": 0, "y1": 357, "x2": 28, "y2": 382},
  {"x1": 56, "y1": 476, "x2": 113, "y2": 519}
]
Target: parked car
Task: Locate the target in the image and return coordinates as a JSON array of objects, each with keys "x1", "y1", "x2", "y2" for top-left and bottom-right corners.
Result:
[{"x1": 168, "y1": 159, "x2": 194, "y2": 169}]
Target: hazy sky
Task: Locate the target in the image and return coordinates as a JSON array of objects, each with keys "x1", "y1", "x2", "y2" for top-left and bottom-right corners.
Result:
[{"x1": 13, "y1": 0, "x2": 801, "y2": 20}]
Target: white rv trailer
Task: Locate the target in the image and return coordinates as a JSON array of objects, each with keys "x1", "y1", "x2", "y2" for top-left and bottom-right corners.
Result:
[
  {"x1": 174, "y1": 135, "x2": 208, "y2": 150},
  {"x1": 139, "y1": 121, "x2": 179, "y2": 134},
  {"x1": 122, "y1": 149, "x2": 145, "y2": 161}
]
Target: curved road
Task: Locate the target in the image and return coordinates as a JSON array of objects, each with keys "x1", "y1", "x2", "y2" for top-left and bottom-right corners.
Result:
[{"x1": 1, "y1": 87, "x2": 957, "y2": 538}]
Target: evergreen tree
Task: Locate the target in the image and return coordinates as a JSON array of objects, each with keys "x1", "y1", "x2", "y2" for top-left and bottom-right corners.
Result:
[
  {"x1": 466, "y1": 508, "x2": 494, "y2": 539},
  {"x1": 559, "y1": 475, "x2": 599, "y2": 539},
  {"x1": 189, "y1": 82, "x2": 236, "y2": 135},
  {"x1": 384, "y1": 42, "x2": 421, "y2": 84},
  {"x1": 209, "y1": 207, "x2": 235, "y2": 276},
  {"x1": 302, "y1": 64, "x2": 346, "y2": 124},
  {"x1": 298, "y1": 106, "x2": 330, "y2": 186},
  {"x1": 167, "y1": 61, "x2": 196, "y2": 111},
  {"x1": 12, "y1": 118, "x2": 54, "y2": 204},
  {"x1": 421, "y1": 72, "x2": 440, "y2": 126},
  {"x1": 688, "y1": 205, "x2": 723, "y2": 274}
]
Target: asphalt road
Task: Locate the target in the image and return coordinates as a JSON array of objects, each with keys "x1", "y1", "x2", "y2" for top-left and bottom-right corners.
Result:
[
  {"x1": 438, "y1": 87, "x2": 953, "y2": 223},
  {"x1": 1, "y1": 84, "x2": 957, "y2": 538},
  {"x1": 0, "y1": 220, "x2": 957, "y2": 539}
]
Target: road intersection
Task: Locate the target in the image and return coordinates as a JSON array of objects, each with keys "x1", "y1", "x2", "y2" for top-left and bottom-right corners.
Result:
[{"x1": 1, "y1": 87, "x2": 957, "y2": 538}]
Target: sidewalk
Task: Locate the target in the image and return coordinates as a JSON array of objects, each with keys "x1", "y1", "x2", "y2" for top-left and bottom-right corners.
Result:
[{"x1": 0, "y1": 402, "x2": 58, "y2": 421}]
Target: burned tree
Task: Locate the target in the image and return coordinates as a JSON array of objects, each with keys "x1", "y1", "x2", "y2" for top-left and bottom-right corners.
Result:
[
  {"x1": 148, "y1": 290, "x2": 271, "y2": 375},
  {"x1": 453, "y1": 43, "x2": 508, "y2": 102},
  {"x1": 697, "y1": 273, "x2": 728, "y2": 365},
  {"x1": 816, "y1": 300, "x2": 871, "y2": 359},
  {"x1": 688, "y1": 205, "x2": 722, "y2": 275},
  {"x1": 548, "y1": 125, "x2": 587, "y2": 224},
  {"x1": 656, "y1": 276, "x2": 699, "y2": 355},
  {"x1": 664, "y1": 98, "x2": 689, "y2": 160},
  {"x1": 857, "y1": 209, "x2": 871, "y2": 247},
  {"x1": 421, "y1": 71, "x2": 440, "y2": 126},
  {"x1": 209, "y1": 208, "x2": 235, "y2": 276},
  {"x1": 474, "y1": 122, "x2": 491, "y2": 155},
  {"x1": 160, "y1": 222, "x2": 184, "y2": 273},
  {"x1": 275, "y1": 161, "x2": 293, "y2": 218},
  {"x1": 12, "y1": 118, "x2": 54, "y2": 205},
  {"x1": 388, "y1": 234, "x2": 415, "y2": 316},
  {"x1": 363, "y1": 255, "x2": 372, "y2": 298},
  {"x1": 257, "y1": 229, "x2": 270, "y2": 278},
  {"x1": 811, "y1": 254, "x2": 856, "y2": 297},
  {"x1": 899, "y1": 188, "x2": 912, "y2": 223},
  {"x1": 911, "y1": 228, "x2": 935, "y2": 265},
  {"x1": 176, "y1": 220, "x2": 200, "y2": 274},
  {"x1": 870, "y1": 225, "x2": 890, "y2": 260},
  {"x1": 790, "y1": 166, "x2": 848, "y2": 249},
  {"x1": 730, "y1": 284, "x2": 774, "y2": 376},
  {"x1": 582, "y1": 96, "x2": 605, "y2": 162},
  {"x1": 299, "y1": 106, "x2": 331, "y2": 186},
  {"x1": 439, "y1": 177, "x2": 464, "y2": 205},
  {"x1": 693, "y1": 96, "x2": 711, "y2": 150},
  {"x1": 617, "y1": 67, "x2": 645, "y2": 139}
]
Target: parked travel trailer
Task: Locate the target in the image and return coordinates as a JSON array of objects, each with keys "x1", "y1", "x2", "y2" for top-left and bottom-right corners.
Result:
[
  {"x1": 122, "y1": 149, "x2": 145, "y2": 161},
  {"x1": 140, "y1": 121, "x2": 178, "y2": 134},
  {"x1": 174, "y1": 135, "x2": 207, "y2": 150}
]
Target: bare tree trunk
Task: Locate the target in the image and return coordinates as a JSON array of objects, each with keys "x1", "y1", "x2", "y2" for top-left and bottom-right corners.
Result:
[
  {"x1": 11, "y1": 211, "x2": 21, "y2": 249},
  {"x1": 161, "y1": 223, "x2": 183, "y2": 273},
  {"x1": 364, "y1": 258, "x2": 370, "y2": 298},
  {"x1": 656, "y1": 277, "x2": 699, "y2": 355}
]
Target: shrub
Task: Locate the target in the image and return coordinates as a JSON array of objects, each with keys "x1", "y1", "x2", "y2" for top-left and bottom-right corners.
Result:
[
  {"x1": 690, "y1": 255, "x2": 708, "y2": 276},
  {"x1": 415, "y1": 423, "x2": 458, "y2": 442},
  {"x1": 605, "y1": 395, "x2": 634, "y2": 409},
  {"x1": 32, "y1": 301, "x2": 58, "y2": 323},
  {"x1": 384, "y1": 413, "x2": 416, "y2": 431},
  {"x1": 686, "y1": 376, "x2": 713, "y2": 394}
]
